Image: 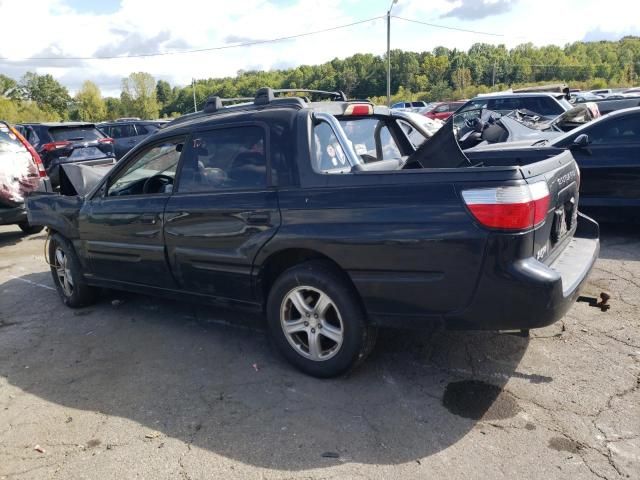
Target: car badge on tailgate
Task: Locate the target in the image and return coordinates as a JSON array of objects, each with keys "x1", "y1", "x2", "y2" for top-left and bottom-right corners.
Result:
[{"x1": 556, "y1": 170, "x2": 576, "y2": 188}]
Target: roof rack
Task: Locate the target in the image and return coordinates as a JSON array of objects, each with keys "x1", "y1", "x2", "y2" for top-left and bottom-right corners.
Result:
[
  {"x1": 256, "y1": 88, "x2": 347, "y2": 102},
  {"x1": 203, "y1": 96, "x2": 253, "y2": 113},
  {"x1": 167, "y1": 87, "x2": 350, "y2": 128}
]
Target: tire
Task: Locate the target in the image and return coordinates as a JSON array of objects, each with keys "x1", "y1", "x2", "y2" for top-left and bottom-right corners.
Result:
[
  {"x1": 266, "y1": 261, "x2": 377, "y2": 378},
  {"x1": 49, "y1": 233, "x2": 97, "y2": 308},
  {"x1": 18, "y1": 222, "x2": 44, "y2": 235}
]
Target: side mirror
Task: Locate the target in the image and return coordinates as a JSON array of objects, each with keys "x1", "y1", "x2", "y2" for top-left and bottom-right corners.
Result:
[{"x1": 570, "y1": 134, "x2": 590, "y2": 150}]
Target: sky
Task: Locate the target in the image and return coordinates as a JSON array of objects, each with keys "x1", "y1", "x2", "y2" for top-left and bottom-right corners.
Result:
[{"x1": 0, "y1": 0, "x2": 639, "y2": 97}]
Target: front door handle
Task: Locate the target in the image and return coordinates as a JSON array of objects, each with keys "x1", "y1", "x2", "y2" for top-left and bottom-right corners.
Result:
[
  {"x1": 246, "y1": 212, "x2": 271, "y2": 225},
  {"x1": 139, "y1": 213, "x2": 158, "y2": 224}
]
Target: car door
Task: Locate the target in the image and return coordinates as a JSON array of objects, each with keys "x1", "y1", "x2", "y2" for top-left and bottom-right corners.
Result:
[
  {"x1": 111, "y1": 124, "x2": 137, "y2": 159},
  {"x1": 561, "y1": 113, "x2": 640, "y2": 208},
  {"x1": 78, "y1": 136, "x2": 186, "y2": 288},
  {"x1": 163, "y1": 124, "x2": 280, "y2": 303}
]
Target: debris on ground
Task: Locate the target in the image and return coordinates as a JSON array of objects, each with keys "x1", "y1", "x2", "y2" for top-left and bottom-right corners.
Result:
[
  {"x1": 111, "y1": 299, "x2": 123, "y2": 308},
  {"x1": 144, "y1": 432, "x2": 161, "y2": 439},
  {"x1": 321, "y1": 451, "x2": 340, "y2": 458},
  {"x1": 252, "y1": 363, "x2": 259, "y2": 372},
  {"x1": 577, "y1": 293, "x2": 611, "y2": 311},
  {"x1": 33, "y1": 445, "x2": 45, "y2": 453}
]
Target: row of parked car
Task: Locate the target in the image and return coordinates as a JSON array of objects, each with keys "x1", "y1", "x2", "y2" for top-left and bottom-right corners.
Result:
[{"x1": 1, "y1": 118, "x2": 166, "y2": 233}]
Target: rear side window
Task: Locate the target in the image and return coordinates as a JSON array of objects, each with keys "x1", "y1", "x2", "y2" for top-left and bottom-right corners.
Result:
[
  {"x1": 177, "y1": 126, "x2": 267, "y2": 192},
  {"x1": 586, "y1": 115, "x2": 640, "y2": 145},
  {"x1": 488, "y1": 98, "x2": 521, "y2": 111},
  {"x1": 521, "y1": 97, "x2": 563, "y2": 116},
  {"x1": 49, "y1": 127, "x2": 103, "y2": 142},
  {"x1": 339, "y1": 118, "x2": 402, "y2": 162},
  {"x1": 0, "y1": 124, "x2": 28, "y2": 153},
  {"x1": 135, "y1": 124, "x2": 158, "y2": 135},
  {"x1": 109, "y1": 124, "x2": 136, "y2": 139}
]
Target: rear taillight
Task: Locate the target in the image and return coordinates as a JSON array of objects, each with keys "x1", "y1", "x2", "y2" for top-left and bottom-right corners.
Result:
[
  {"x1": 99, "y1": 137, "x2": 114, "y2": 144},
  {"x1": 42, "y1": 140, "x2": 72, "y2": 152},
  {"x1": 9, "y1": 126, "x2": 48, "y2": 178},
  {"x1": 461, "y1": 181, "x2": 550, "y2": 230}
]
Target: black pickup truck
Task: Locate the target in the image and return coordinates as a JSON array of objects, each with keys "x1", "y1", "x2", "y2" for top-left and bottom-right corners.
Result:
[{"x1": 27, "y1": 88, "x2": 599, "y2": 377}]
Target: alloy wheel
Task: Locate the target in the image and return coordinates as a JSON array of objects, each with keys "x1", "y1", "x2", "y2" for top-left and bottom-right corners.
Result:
[{"x1": 280, "y1": 286, "x2": 344, "y2": 361}]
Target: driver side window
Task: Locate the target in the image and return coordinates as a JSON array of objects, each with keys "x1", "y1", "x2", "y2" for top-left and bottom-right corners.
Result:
[{"x1": 108, "y1": 138, "x2": 184, "y2": 196}]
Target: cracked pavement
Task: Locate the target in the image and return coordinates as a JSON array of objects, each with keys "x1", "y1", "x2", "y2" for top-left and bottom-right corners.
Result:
[{"x1": 0, "y1": 223, "x2": 639, "y2": 479}]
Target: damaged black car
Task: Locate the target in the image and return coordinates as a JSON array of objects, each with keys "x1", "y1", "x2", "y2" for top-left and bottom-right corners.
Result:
[{"x1": 27, "y1": 88, "x2": 599, "y2": 377}]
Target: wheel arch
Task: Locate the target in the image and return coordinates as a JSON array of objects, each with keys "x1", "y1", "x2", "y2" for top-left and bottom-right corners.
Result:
[{"x1": 256, "y1": 248, "x2": 366, "y2": 314}]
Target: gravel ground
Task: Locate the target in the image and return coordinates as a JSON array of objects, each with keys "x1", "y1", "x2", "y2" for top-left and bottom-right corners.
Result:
[{"x1": 0, "y1": 223, "x2": 638, "y2": 480}]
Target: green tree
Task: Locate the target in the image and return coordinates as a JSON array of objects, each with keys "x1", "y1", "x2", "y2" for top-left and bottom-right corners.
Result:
[
  {"x1": 104, "y1": 97, "x2": 123, "y2": 120},
  {"x1": 0, "y1": 74, "x2": 18, "y2": 98},
  {"x1": 121, "y1": 72, "x2": 159, "y2": 119},
  {"x1": 73, "y1": 81, "x2": 106, "y2": 121},
  {"x1": 18, "y1": 72, "x2": 71, "y2": 118},
  {"x1": 451, "y1": 67, "x2": 472, "y2": 90},
  {"x1": 156, "y1": 79, "x2": 173, "y2": 107}
]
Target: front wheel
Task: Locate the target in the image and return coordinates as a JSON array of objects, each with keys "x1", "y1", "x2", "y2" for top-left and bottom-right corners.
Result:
[
  {"x1": 49, "y1": 233, "x2": 97, "y2": 308},
  {"x1": 266, "y1": 261, "x2": 376, "y2": 378}
]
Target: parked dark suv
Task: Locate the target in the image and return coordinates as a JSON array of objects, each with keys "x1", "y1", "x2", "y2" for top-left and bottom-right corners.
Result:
[
  {"x1": 98, "y1": 120, "x2": 167, "y2": 159},
  {"x1": 28, "y1": 88, "x2": 598, "y2": 377},
  {"x1": 457, "y1": 93, "x2": 572, "y2": 120},
  {"x1": 15, "y1": 122, "x2": 116, "y2": 187}
]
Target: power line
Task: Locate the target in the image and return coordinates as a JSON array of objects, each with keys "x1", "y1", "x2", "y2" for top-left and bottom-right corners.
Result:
[
  {"x1": 392, "y1": 15, "x2": 505, "y2": 38},
  {"x1": 0, "y1": 16, "x2": 384, "y2": 61}
]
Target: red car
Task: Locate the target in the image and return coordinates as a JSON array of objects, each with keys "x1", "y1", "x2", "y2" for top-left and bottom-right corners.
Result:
[{"x1": 422, "y1": 101, "x2": 465, "y2": 120}]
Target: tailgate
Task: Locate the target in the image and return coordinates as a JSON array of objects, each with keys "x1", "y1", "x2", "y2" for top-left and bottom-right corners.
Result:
[{"x1": 526, "y1": 150, "x2": 580, "y2": 263}]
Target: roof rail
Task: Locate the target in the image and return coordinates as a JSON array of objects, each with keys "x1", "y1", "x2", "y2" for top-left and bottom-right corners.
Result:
[
  {"x1": 203, "y1": 95, "x2": 254, "y2": 113},
  {"x1": 253, "y1": 87, "x2": 347, "y2": 105}
]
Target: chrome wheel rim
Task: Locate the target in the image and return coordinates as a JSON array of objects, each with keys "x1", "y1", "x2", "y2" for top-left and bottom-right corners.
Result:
[
  {"x1": 54, "y1": 247, "x2": 74, "y2": 297},
  {"x1": 280, "y1": 286, "x2": 344, "y2": 361}
]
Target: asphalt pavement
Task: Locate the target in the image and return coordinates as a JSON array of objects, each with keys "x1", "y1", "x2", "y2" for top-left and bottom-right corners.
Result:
[{"x1": 0, "y1": 223, "x2": 638, "y2": 479}]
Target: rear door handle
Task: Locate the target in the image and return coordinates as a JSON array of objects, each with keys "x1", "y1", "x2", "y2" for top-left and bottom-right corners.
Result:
[{"x1": 246, "y1": 212, "x2": 271, "y2": 225}]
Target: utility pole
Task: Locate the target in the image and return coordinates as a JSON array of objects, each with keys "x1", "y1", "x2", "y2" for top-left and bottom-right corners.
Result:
[
  {"x1": 492, "y1": 60, "x2": 497, "y2": 87},
  {"x1": 386, "y1": 0, "x2": 398, "y2": 107},
  {"x1": 192, "y1": 78, "x2": 197, "y2": 112}
]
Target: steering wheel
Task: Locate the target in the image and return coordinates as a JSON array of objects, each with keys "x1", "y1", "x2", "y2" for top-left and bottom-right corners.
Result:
[{"x1": 142, "y1": 174, "x2": 173, "y2": 194}]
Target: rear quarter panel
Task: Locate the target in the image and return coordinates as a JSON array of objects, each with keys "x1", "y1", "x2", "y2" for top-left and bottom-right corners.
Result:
[{"x1": 260, "y1": 178, "x2": 489, "y2": 322}]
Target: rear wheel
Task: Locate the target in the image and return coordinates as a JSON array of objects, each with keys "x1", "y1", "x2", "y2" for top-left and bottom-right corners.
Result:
[
  {"x1": 267, "y1": 261, "x2": 376, "y2": 377},
  {"x1": 49, "y1": 233, "x2": 97, "y2": 308},
  {"x1": 18, "y1": 222, "x2": 44, "y2": 235}
]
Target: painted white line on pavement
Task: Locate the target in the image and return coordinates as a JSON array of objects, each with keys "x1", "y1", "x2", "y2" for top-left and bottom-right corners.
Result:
[{"x1": 7, "y1": 275, "x2": 56, "y2": 291}]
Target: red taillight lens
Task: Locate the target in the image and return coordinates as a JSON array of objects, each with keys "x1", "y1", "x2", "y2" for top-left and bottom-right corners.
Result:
[
  {"x1": 42, "y1": 141, "x2": 72, "y2": 152},
  {"x1": 9, "y1": 125, "x2": 48, "y2": 178},
  {"x1": 99, "y1": 137, "x2": 114, "y2": 144},
  {"x1": 461, "y1": 182, "x2": 550, "y2": 230}
]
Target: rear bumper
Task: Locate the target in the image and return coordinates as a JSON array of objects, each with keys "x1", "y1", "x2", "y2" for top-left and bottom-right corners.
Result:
[
  {"x1": 445, "y1": 213, "x2": 599, "y2": 330},
  {"x1": 368, "y1": 213, "x2": 599, "y2": 330},
  {"x1": 0, "y1": 206, "x2": 27, "y2": 225}
]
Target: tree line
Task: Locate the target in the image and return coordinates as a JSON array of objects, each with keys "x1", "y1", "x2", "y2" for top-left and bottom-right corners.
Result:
[{"x1": 1, "y1": 36, "x2": 639, "y2": 123}]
